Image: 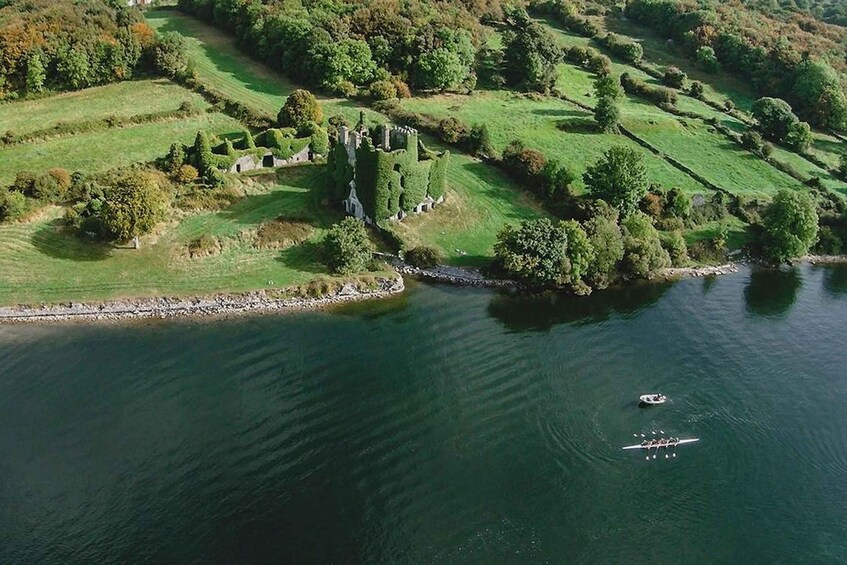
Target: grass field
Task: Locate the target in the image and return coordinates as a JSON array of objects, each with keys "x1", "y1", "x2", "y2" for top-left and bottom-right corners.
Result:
[
  {"x1": 0, "y1": 112, "x2": 244, "y2": 185},
  {"x1": 0, "y1": 79, "x2": 209, "y2": 137},
  {"x1": 145, "y1": 9, "x2": 376, "y2": 125},
  {"x1": 0, "y1": 167, "x2": 349, "y2": 305}
]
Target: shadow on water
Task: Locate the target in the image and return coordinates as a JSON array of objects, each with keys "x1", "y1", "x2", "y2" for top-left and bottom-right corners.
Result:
[
  {"x1": 822, "y1": 264, "x2": 847, "y2": 296},
  {"x1": 486, "y1": 279, "x2": 671, "y2": 332},
  {"x1": 743, "y1": 267, "x2": 801, "y2": 317}
]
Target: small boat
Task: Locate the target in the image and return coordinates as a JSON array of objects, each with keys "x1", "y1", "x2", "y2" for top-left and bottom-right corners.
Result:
[{"x1": 639, "y1": 393, "x2": 666, "y2": 405}]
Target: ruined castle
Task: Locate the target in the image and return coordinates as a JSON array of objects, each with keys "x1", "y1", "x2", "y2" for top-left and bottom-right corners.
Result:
[{"x1": 327, "y1": 120, "x2": 449, "y2": 224}]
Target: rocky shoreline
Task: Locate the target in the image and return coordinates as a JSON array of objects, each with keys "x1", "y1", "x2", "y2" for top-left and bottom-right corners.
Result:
[
  {"x1": 0, "y1": 276, "x2": 405, "y2": 324},
  {"x1": 653, "y1": 263, "x2": 740, "y2": 280}
]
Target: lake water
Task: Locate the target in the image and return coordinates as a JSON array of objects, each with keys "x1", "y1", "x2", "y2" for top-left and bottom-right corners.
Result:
[{"x1": 1, "y1": 265, "x2": 846, "y2": 564}]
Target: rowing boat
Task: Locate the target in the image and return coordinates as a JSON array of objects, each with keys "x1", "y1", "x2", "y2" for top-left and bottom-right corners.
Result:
[{"x1": 622, "y1": 438, "x2": 699, "y2": 450}]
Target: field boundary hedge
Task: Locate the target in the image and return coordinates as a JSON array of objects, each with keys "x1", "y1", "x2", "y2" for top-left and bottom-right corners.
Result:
[{"x1": 1, "y1": 104, "x2": 205, "y2": 147}]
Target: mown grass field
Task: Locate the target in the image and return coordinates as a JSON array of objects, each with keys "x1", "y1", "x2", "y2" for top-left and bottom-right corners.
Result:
[
  {"x1": 0, "y1": 167, "x2": 349, "y2": 305},
  {"x1": 0, "y1": 112, "x2": 244, "y2": 185},
  {"x1": 145, "y1": 9, "x2": 376, "y2": 125},
  {"x1": 0, "y1": 79, "x2": 209, "y2": 136}
]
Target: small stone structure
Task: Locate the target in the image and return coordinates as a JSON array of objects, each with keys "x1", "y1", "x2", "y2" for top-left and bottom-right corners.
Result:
[
  {"x1": 228, "y1": 146, "x2": 311, "y2": 174},
  {"x1": 327, "y1": 118, "x2": 449, "y2": 224}
]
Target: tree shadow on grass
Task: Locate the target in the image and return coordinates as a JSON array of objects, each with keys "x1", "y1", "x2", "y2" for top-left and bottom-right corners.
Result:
[
  {"x1": 31, "y1": 219, "x2": 112, "y2": 261},
  {"x1": 532, "y1": 108, "x2": 590, "y2": 118},
  {"x1": 556, "y1": 118, "x2": 600, "y2": 134},
  {"x1": 458, "y1": 161, "x2": 544, "y2": 221},
  {"x1": 275, "y1": 240, "x2": 326, "y2": 275}
]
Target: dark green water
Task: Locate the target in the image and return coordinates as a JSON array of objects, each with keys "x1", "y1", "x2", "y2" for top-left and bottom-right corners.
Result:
[{"x1": 1, "y1": 265, "x2": 846, "y2": 564}]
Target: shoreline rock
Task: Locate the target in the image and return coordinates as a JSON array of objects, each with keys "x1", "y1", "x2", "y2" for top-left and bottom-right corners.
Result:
[
  {"x1": 0, "y1": 275, "x2": 404, "y2": 324},
  {"x1": 653, "y1": 263, "x2": 740, "y2": 280}
]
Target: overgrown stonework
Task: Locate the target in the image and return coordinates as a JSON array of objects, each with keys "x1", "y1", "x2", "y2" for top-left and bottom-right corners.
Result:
[{"x1": 327, "y1": 121, "x2": 449, "y2": 224}]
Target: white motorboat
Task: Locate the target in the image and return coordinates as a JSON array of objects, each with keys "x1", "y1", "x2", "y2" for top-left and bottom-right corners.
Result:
[{"x1": 639, "y1": 393, "x2": 666, "y2": 405}]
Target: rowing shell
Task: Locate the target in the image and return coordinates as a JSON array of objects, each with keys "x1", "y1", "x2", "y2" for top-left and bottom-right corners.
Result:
[{"x1": 622, "y1": 438, "x2": 699, "y2": 450}]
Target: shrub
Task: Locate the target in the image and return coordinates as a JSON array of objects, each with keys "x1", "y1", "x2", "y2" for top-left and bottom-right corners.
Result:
[
  {"x1": 0, "y1": 190, "x2": 28, "y2": 223},
  {"x1": 187, "y1": 234, "x2": 220, "y2": 258},
  {"x1": 752, "y1": 97, "x2": 798, "y2": 142},
  {"x1": 335, "y1": 80, "x2": 357, "y2": 97},
  {"x1": 621, "y1": 212, "x2": 671, "y2": 277},
  {"x1": 761, "y1": 142, "x2": 774, "y2": 158},
  {"x1": 369, "y1": 79, "x2": 397, "y2": 101},
  {"x1": 814, "y1": 225, "x2": 843, "y2": 255},
  {"x1": 405, "y1": 245, "x2": 443, "y2": 268},
  {"x1": 840, "y1": 154, "x2": 847, "y2": 179},
  {"x1": 662, "y1": 66, "x2": 687, "y2": 89},
  {"x1": 620, "y1": 73, "x2": 677, "y2": 106},
  {"x1": 175, "y1": 164, "x2": 199, "y2": 184},
  {"x1": 391, "y1": 77, "x2": 412, "y2": 98},
  {"x1": 785, "y1": 121, "x2": 813, "y2": 152},
  {"x1": 542, "y1": 159, "x2": 576, "y2": 200},
  {"x1": 597, "y1": 33, "x2": 643, "y2": 63},
  {"x1": 689, "y1": 81, "x2": 704, "y2": 99},
  {"x1": 741, "y1": 129, "x2": 764, "y2": 152},
  {"x1": 438, "y1": 116, "x2": 471, "y2": 144},
  {"x1": 48, "y1": 168, "x2": 71, "y2": 193},
  {"x1": 661, "y1": 230, "x2": 689, "y2": 266},
  {"x1": 278, "y1": 89, "x2": 323, "y2": 130},
  {"x1": 502, "y1": 140, "x2": 548, "y2": 185},
  {"x1": 695, "y1": 46, "x2": 720, "y2": 73},
  {"x1": 324, "y1": 217, "x2": 374, "y2": 275},
  {"x1": 468, "y1": 123, "x2": 496, "y2": 157}
]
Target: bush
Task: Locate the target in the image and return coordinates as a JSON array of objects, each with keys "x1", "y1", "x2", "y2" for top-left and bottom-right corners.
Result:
[
  {"x1": 48, "y1": 168, "x2": 71, "y2": 193},
  {"x1": 175, "y1": 164, "x2": 199, "y2": 184},
  {"x1": 391, "y1": 77, "x2": 412, "y2": 98},
  {"x1": 695, "y1": 46, "x2": 720, "y2": 73},
  {"x1": 438, "y1": 116, "x2": 471, "y2": 144},
  {"x1": 741, "y1": 129, "x2": 764, "y2": 152},
  {"x1": 661, "y1": 230, "x2": 689, "y2": 266},
  {"x1": 583, "y1": 145, "x2": 648, "y2": 217},
  {"x1": 621, "y1": 212, "x2": 671, "y2": 277},
  {"x1": 597, "y1": 33, "x2": 643, "y2": 63},
  {"x1": 324, "y1": 217, "x2": 374, "y2": 275},
  {"x1": 620, "y1": 73, "x2": 677, "y2": 106},
  {"x1": 405, "y1": 245, "x2": 443, "y2": 268},
  {"x1": 662, "y1": 66, "x2": 686, "y2": 89},
  {"x1": 369, "y1": 79, "x2": 397, "y2": 101},
  {"x1": 335, "y1": 80, "x2": 357, "y2": 97},
  {"x1": 502, "y1": 140, "x2": 548, "y2": 185},
  {"x1": 278, "y1": 89, "x2": 323, "y2": 130},
  {"x1": 752, "y1": 97, "x2": 798, "y2": 142},
  {"x1": 468, "y1": 123, "x2": 496, "y2": 158},
  {"x1": 785, "y1": 121, "x2": 813, "y2": 152},
  {"x1": 0, "y1": 190, "x2": 28, "y2": 223},
  {"x1": 689, "y1": 81, "x2": 704, "y2": 99}
]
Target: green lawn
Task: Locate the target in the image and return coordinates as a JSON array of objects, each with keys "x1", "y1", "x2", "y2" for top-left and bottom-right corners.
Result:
[
  {"x1": 390, "y1": 146, "x2": 546, "y2": 266},
  {"x1": 145, "y1": 9, "x2": 376, "y2": 124},
  {"x1": 0, "y1": 79, "x2": 209, "y2": 137},
  {"x1": 401, "y1": 90, "x2": 707, "y2": 195},
  {"x1": 0, "y1": 112, "x2": 244, "y2": 185},
  {"x1": 0, "y1": 167, "x2": 346, "y2": 305}
]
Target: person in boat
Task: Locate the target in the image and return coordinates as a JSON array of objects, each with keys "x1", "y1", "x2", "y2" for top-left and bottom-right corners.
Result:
[{"x1": 641, "y1": 440, "x2": 649, "y2": 447}]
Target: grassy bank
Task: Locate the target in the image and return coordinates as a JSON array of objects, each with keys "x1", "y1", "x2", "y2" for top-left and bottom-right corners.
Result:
[
  {"x1": 0, "y1": 112, "x2": 244, "y2": 185},
  {"x1": 0, "y1": 79, "x2": 209, "y2": 137},
  {"x1": 0, "y1": 167, "x2": 346, "y2": 305}
]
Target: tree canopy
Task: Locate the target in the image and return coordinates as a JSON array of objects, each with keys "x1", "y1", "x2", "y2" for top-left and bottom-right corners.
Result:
[
  {"x1": 762, "y1": 189, "x2": 819, "y2": 262},
  {"x1": 583, "y1": 146, "x2": 648, "y2": 218},
  {"x1": 324, "y1": 217, "x2": 374, "y2": 275},
  {"x1": 278, "y1": 90, "x2": 324, "y2": 131},
  {"x1": 101, "y1": 174, "x2": 168, "y2": 242}
]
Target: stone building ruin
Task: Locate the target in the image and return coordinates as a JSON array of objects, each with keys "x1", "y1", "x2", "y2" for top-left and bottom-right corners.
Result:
[{"x1": 327, "y1": 119, "x2": 449, "y2": 225}]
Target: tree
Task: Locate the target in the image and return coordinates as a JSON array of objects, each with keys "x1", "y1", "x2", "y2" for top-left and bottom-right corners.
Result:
[
  {"x1": 583, "y1": 146, "x2": 648, "y2": 217},
  {"x1": 0, "y1": 190, "x2": 28, "y2": 223},
  {"x1": 785, "y1": 121, "x2": 813, "y2": 152},
  {"x1": 503, "y1": 13, "x2": 561, "y2": 92},
  {"x1": 839, "y1": 154, "x2": 847, "y2": 179},
  {"x1": 414, "y1": 29, "x2": 475, "y2": 91},
  {"x1": 308, "y1": 39, "x2": 377, "y2": 90},
  {"x1": 405, "y1": 246, "x2": 443, "y2": 268},
  {"x1": 278, "y1": 89, "x2": 323, "y2": 130},
  {"x1": 324, "y1": 217, "x2": 374, "y2": 275},
  {"x1": 791, "y1": 60, "x2": 847, "y2": 130},
  {"x1": 695, "y1": 46, "x2": 720, "y2": 73},
  {"x1": 762, "y1": 189, "x2": 819, "y2": 262},
  {"x1": 101, "y1": 174, "x2": 168, "y2": 241},
  {"x1": 583, "y1": 201, "x2": 624, "y2": 288},
  {"x1": 56, "y1": 46, "x2": 91, "y2": 90},
  {"x1": 26, "y1": 50, "x2": 46, "y2": 94},
  {"x1": 152, "y1": 32, "x2": 189, "y2": 78},
  {"x1": 594, "y1": 75, "x2": 622, "y2": 100},
  {"x1": 542, "y1": 159, "x2": 576, "y2": 200},
  {"x1": 752, "y1": 97, "x2": 798, "y2": 141},
  {"x1": 621, "y1": 211, "x2": 671, "y2": 278},
  {"x1": 469, "y1": 123, "x2": 495, "y2": 157},
  {"x1": 594, "y1": 96, "x2": 620, "y2": 132},
  {"x1": 495, "y1": 218, "x2": 592, "y2": 289}
]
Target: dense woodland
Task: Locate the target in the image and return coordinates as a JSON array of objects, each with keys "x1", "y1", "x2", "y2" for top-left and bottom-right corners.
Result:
[{"x1": 0, "y1": 0, "x2": 158, "y2": 98}]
